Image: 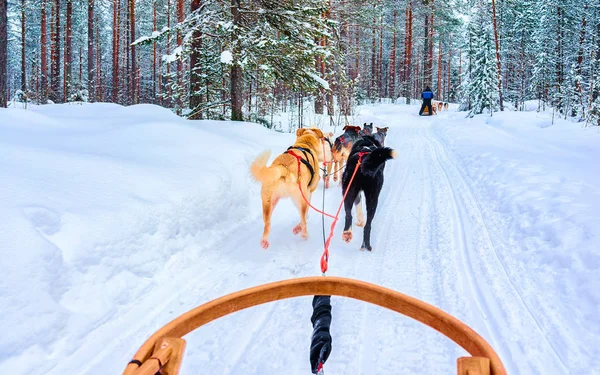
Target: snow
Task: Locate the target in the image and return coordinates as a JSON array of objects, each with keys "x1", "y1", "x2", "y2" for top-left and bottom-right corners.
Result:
[
  {"x1": 220, "y1": 50, "x2": 233, "y2": 64},
  {"x1": 0, "y1": 103, "x2": 598, "y2": 374},
  {"x1": 309, "y1": 73, "x2": 330, "y2": 90},
  {"x1": 164, "y1": 46, "x2": 184, "y2": 63}
]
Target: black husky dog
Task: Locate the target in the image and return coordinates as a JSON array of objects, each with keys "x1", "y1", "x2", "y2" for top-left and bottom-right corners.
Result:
[
  {"x1": 359, "y1": 122, "x2": 373, "y2": 136},
  {"x1": 372, "y1": 126, "x2": 389, "y2": 146},
  {"x1": 341, "y1": 135, "x2": 395, "y2": 251}
]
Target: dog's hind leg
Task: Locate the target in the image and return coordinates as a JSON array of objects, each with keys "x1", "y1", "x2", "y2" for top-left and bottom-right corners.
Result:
[
  {"x1": 355, "y1": 193, "x2": 365, "y2": 227},
  {"x1": 292, "y1": 191, "x2": 310, "y2": 239},
  {"x1": 342, "y1": 187, "x2": 360, "y2": 243},
  {"x1": 324, "y1": 162, "x2": 332, "y2": 189},
  {"x1": 333, "y1": 160, "x2": 340, "y2": 182},
  {"x1": 260, "y1": 191, "x2": 277, "y2": 249},
  {"x1": 361, "y1": 186, "x2": 381, "y2": 251}
]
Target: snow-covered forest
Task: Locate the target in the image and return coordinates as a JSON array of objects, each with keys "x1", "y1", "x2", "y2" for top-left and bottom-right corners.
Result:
[{"x1": 1, "y1": 0, "x2": 600, "y2": 124}]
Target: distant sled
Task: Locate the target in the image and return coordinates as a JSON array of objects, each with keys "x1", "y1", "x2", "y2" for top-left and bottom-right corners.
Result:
[{"x1": 121, "y1": 277, "x2": 507, "y2": 375}]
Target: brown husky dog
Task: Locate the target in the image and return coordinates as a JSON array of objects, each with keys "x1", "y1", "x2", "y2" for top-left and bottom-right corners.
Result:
[
  {"x1": 331, "y1": 125, "x2": 362, "y2": 183},
  {"x1": 250, "y1": 128, "x2": 324, "y2": 249}
]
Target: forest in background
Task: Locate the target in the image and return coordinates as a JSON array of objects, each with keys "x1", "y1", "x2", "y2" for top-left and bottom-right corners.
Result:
[{"x1": 1, "y1": 0, "x2": 600, "y2": 125}]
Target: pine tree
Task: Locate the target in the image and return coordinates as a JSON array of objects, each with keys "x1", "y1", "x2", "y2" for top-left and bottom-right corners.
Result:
[
  {"x1": 462, "y1": 0, "x2": 499, "y2": 116},
  {"x1": 138, "y1": 0, "x2": 334, "y2": 121}
]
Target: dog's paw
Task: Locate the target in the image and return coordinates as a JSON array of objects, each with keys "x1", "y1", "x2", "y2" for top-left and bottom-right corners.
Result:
[
  {"x1": 301, "y1": 231, "x2": 309, "y2": 239},
  {"x1": 260, "y1": 239, "x2": 270, "y2": 249},
  {"x1": 293, "y1": 224, "x2": 302, "y2": 235},
  {"x1": 333, "y1": 175, "x2": 338, "y2": 182},
  {"x1": 360, "y1": 241, "x2": 372, "y2": 251},
  {"x1": 356, "y1": 219, "x2": 365, "y2": 227},
  {"x1": 342, "y1": 231, "x2": 353, "y2": 243}
]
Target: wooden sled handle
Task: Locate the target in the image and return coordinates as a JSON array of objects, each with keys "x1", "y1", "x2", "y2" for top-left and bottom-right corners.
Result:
[{"x1": 123, "y1": 276, "x2": 506, "y2": 375}]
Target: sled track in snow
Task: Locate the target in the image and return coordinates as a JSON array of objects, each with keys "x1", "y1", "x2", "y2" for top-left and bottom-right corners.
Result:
[{"x1": 423, "y1": 126, "x2": 569, "y2": 374}]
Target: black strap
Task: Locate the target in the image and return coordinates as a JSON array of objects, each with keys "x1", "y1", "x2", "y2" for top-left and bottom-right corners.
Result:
[
  {"x1": 286, "y1": 146, "x2": 316, "y2": 186},
  {"x1": 128, "y1": 359, "x2": 143, "y2": 367}
]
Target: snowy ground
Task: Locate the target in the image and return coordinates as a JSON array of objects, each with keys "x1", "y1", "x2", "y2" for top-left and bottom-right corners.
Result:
[{"x1": 0, "y1": 102, "x2": 598, "y2": 374}]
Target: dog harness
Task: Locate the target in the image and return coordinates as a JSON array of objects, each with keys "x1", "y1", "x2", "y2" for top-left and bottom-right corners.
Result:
[
  {"x1": 286, "y1": 146, "x2": 316, "y2": 186},
  {"x1": 337, "y1": 133, "x2": 353, "y2": 146}
]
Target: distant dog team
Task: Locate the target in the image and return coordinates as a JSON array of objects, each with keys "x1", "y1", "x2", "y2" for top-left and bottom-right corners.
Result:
[{"x1": 251, "y1": 123, "x2": 394, "y2": 251}]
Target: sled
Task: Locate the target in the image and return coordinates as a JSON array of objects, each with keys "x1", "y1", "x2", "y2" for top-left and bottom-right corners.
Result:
[{"x1": 121, "y1": 276, "x2": 507, "y2": 375}]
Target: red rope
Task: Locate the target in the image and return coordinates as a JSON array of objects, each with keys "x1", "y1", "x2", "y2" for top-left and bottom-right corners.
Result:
[
  {"x1": 287, "y1": 150, "x2": 368, "y2": 274},
  {"x1": 320, "y1": 152, "x2": 367, "y2": 273},
  {"x1": 288, "y1": 151, "x2": 337, "y2": 219}
]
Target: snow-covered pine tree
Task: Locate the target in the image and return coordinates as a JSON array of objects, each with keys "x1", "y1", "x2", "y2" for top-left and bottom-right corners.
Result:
[
  {"x1": 138, "y1": 0, "x2": 334, "y2": 121},
  {"x1": 462, "y1": 0, "x2": 499, "y2": 117},
  {"x1": 502, "y1": 0, "x2": 536, "y2": 111}
]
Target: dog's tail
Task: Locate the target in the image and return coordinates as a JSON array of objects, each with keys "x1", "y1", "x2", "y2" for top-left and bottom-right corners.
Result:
[
  {"x1": 250, "y1": 150, "x2": 284, "y2": 184},
  {"x1": 360, "y1": 148, "x2": 396, "y2": 176}
]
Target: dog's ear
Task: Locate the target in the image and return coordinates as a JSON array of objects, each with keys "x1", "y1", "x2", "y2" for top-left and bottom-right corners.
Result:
[
  {"x1": 296, "y1": 128, "x2": 306, "y2": 137},
  {"x1": 369, "y1": 123, "x2": 373, "y2": 126},
  {"x1": 383, "y1": 127, "x2": 388, "y2": 132}
]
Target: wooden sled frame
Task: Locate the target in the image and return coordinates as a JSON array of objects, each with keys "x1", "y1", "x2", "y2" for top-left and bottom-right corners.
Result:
[{"x1": 122, "y1": 276, "x2": 507, "y2": 375}]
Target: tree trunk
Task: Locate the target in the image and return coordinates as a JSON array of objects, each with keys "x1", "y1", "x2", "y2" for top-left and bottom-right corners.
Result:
[
  {"x1": 422, "y1": 0, "x2": 429, "y2": 89},
  {"x1": 176, "y1": 0, "x2": 184, "y2": 112},
  {"x1": 427, "y1": 5, "x2": 434, "y2": 89},
  {"x1": 314, "y1": 56, "x2": 324, "y2": 114},
  {"x1": 51, "y1": 0, "x2": 61, "y2": 102},
  {"x1": 404, "y1": 1, "x2": 413, "y2": 104},
  {"x1": 0, "y1": 0, "x2": 7, "y2": 107},
  {"x1": 490, "y1": 0, "x2": 504, "y2": 110},
  {"x1": 189, "y1": 0, "x2": 204, "y2": 119},
  {"x1": 447, "y1": 34, "x2": 452, "y2": 101},
  {"x1": 230, "y1": 0, "x2": 244, "y2": 121},
  {"x1": 153, "y1": 0, "x2": 157, "y2": 101},
  {"x1": 96, "y1": 24, "x2": 102, "y2": 101},
  {"x1": 378, "y1": 16, "x2": 383, "y2": 98},
  {"x1": 65, "y1": 0, "x2": 72, "y2": 100},
  {"x1": 389, "y1": 9, "x2": 397, "y2": 100},
  {"x1": 21, "y1": 0, "x2": 26, "y2": 92},
  {"x1": 130, "y1": 0, "x2": 136, "y2": 103},
  {"x1": 112, "y1": 0, "x2": 119, "y2": 102},
  {"x1": 41, "y1": 0, "x2": 48, "y2": 103},
  {"x1": 354, "y1": 25, "x2": 359, "y2": 80},
  {"x1": 166, "y1": 0, "x2": 171, "y2": 106},
  {"x1": 370, "y1": 15, "x2": 376, "y2": 99},
  {"x1": 437, "y1": 39, "x2": 442, "y2": 100},
  {"x1": 88, "y1": 0, "x2": 95, "y2": 102}
]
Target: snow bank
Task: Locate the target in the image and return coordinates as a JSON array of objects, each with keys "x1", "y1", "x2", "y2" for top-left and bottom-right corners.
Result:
[
  {"x1": 431, "y1": 108, "x2": 600, "y2": 373},
  {"x1": 0, "y1": 103, "x2": 295, "y2": 374}
]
